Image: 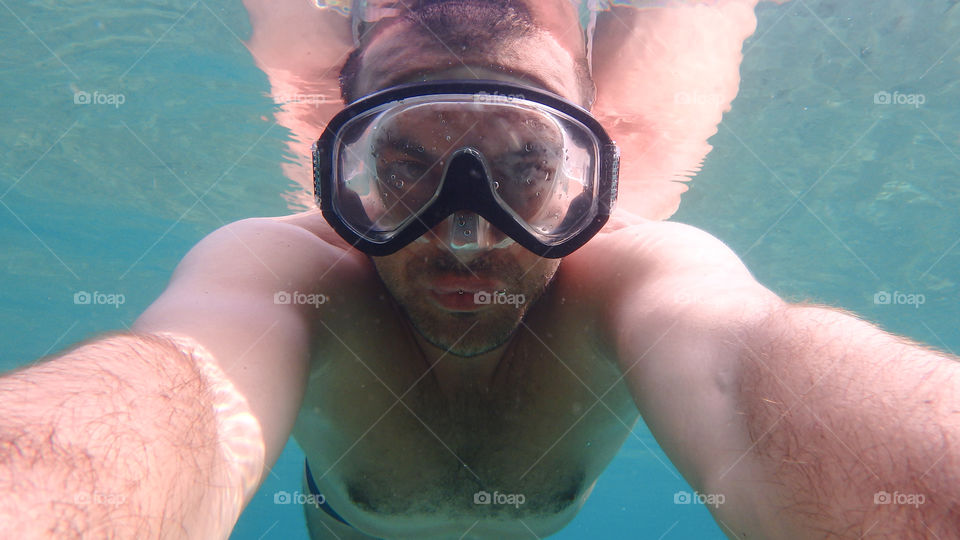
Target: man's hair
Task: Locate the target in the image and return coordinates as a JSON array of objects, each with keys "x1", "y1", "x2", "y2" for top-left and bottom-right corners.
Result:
[{"x1": 338, "y1": 0, "x2": 596, "y2": 108}]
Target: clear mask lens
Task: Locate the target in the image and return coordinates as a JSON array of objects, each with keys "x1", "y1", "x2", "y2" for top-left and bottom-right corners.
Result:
[{"x1": 332, "y1": 94, "x2": 602, "y2": 248}]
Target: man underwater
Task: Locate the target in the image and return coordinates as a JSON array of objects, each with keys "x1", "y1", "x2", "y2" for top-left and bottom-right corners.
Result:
[{"x1": 0, "y1": 1, "x2": 957, "y2": 539}]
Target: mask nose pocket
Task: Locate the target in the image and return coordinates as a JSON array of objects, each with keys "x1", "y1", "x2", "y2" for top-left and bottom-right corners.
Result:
[
  {"x1": 438, "y1": 149, "x2": 501, "y2": 251},
  {"x1": 448, "y1": 211, "x2": 482, "y2": 249},
  {"x1": 442, "y1": 149, "x2": 489, "y2": 192}
]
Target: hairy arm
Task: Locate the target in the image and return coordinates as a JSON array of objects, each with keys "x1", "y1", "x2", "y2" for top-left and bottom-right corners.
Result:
[
  {"x1": 0, "y1": 333, "x2": 257, "y2": 539},
  {"x1": 0, "y1": 213, "x2": 345, "y2": 538},
  {"x1": 729, "y1": 306, "x2": 960, "y2": 538},
  {"x1": 607, "y1": 221, "x2": 960, "y2": 538}
]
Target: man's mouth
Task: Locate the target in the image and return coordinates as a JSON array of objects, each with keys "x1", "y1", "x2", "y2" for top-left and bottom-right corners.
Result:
[
  {"x1": 427, "y1": 275, "x2": 505, "y2": 312},
  {"x1": 428, "y1": 275, "x2": 503, "y2": 294}
]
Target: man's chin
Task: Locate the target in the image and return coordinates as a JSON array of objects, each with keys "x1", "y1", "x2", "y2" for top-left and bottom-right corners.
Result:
[
  {"x1": 434, "y1": 340, "x2": 504, "y2": 359},
  {"x1": 411, "y1": 304, "x2": 526, "y2": 358}
]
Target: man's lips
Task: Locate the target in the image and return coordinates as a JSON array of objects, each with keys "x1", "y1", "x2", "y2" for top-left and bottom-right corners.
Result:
[
  {"x1": 427, "y1": 275, "x2": 504, "y2": 294},
  {"x1": 426, "y1": 275, "x2": 506, "y2": 312}
]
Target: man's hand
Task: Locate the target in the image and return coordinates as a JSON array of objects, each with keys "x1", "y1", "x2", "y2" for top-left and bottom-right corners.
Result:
[{"x1": 589, "y1": 220, "x2": 960, "y2": 538}]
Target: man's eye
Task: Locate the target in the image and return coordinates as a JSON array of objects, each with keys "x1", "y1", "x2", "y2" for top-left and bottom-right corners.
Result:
[
  {"x1": 507, "y1": 159, "x2": 553, "y2": 186},
  {"x1": 380, "y1": 160, "x2": 430, "y2": 187}
]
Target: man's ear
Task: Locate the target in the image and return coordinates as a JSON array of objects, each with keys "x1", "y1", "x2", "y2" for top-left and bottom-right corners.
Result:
[
  {"x1": 590, "y1": 0, "x2": 769, "y2": 221},
  {"x1": 242, "y1": 0, "x2": 355, "y2": 211}
]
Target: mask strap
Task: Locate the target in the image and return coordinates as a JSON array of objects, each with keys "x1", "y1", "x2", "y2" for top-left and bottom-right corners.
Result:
[{"x1": 350, "y1": 0, "x2": 406, "y2": 45}]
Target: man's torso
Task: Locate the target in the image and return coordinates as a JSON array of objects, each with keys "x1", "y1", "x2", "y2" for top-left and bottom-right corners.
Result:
[{"x1": 289, "y1": 224, "x2": 639, "y2": 538}]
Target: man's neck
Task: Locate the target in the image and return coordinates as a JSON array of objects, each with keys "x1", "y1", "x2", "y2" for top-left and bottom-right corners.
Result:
[{"x1": 409, "y1": 324, "x2": 515, "y2": 401}]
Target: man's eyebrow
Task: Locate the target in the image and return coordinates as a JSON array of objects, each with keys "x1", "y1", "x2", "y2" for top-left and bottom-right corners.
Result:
[
  {"x1": 375, "y1": 134, "x2": 440, "y2": 160},
  {"x1": 376, "y1": 135, "x2": 418, "y2": 153}
]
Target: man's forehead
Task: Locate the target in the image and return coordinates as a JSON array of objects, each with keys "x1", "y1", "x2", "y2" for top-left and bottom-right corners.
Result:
[
  {"x1": 354, "y1": 15, "x2": 582, "y2": 102},
  {"x1": 374, "y1": 102, "x2": 564, "y2": 145}
]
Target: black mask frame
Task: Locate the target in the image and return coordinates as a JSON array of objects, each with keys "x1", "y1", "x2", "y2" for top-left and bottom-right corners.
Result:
[{"x1": 313, "y1": 80, "x2": 620, "y2": 258}]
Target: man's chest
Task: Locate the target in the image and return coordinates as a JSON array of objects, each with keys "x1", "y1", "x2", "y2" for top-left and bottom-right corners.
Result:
[{"x1": 293, "y1": 299, "x2": 638, "y2": 520}]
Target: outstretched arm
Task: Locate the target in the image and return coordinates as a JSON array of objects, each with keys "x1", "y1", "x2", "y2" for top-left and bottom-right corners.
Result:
[
  {"x1": 604, "y1": 220, "x2": 960, "y2": 538},
  {"x1": 728, "y1": 304, "x2": 960, "y2": 538},
  {"x1": 0, "y1": 213, "x2": 343, "y2": 538},
  {"x1": 0, "y1": 333, "x2": 261, "y2": 540}
]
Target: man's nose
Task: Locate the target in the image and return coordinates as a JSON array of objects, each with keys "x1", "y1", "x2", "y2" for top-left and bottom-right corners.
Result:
[{"x1": 427, "y1": 211, "x2": 513, "y2": 259}]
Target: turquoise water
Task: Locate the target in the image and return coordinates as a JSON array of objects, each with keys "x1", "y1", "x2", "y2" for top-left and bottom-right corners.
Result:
[{"x1": 2, "y1": 1, "x2": 959, "y2": 538}]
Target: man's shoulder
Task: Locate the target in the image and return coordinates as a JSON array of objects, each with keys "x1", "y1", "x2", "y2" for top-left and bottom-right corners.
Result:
[
  {"x1": 175, "y1": 211, "x2": 371, "y2": 290},
  {"x1": 266, "y1": 210, "x2": 354, "y2": 252},
  {"x1": 230, "y1": 210, "x2": 363, "y2": 260}
]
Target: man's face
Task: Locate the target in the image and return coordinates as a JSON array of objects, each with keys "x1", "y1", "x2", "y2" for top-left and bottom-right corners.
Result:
[{"x1": 354, "y1": 15, "x2": 584, "y2": 357}]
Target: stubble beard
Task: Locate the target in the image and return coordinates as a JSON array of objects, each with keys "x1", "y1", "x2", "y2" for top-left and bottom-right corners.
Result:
[{"x1": 373, "y1": 250, "x2": 557, "y2": 357}]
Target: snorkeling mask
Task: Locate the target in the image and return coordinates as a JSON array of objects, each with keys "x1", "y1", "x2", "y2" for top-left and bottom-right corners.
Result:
[{"x1": 313, "y1": 80, "x2": 619, "y2": 258}]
